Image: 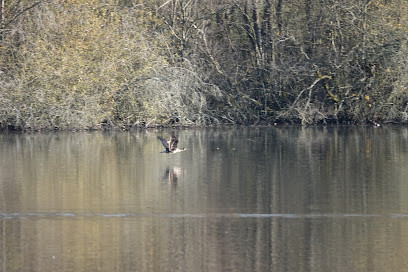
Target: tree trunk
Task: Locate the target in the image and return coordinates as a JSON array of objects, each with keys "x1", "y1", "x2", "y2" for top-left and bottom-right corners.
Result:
[{"x1": 0, "y1": 0, "x2": 4, "y2": 41}]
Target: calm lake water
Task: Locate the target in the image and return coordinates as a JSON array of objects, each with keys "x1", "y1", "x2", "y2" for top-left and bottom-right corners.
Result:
[{"x1": 1, "y1": 126, "x2": 408, "y2": 272}]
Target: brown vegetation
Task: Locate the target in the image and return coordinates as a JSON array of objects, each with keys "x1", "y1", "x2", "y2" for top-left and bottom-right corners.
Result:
[{"x1": 1, "y1": 0, "x2": 408, "y2": 130}]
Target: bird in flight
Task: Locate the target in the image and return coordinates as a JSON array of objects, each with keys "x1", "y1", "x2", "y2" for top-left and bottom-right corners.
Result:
[{"x1": 158, "y1": 135, "x2": 186, "y2": 153}]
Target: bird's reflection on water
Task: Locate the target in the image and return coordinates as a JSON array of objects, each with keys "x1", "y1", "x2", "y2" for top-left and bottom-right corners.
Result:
[{"x1": 163, "y1": 167, "x2": 183, "y2": 187}]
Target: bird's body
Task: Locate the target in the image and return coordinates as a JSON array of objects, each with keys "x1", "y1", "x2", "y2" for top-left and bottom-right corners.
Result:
[{"x1": 158, "y1": 135, "x2": 186, "y2": 153}]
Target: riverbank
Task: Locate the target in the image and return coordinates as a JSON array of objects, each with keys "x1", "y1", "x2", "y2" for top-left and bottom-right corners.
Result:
[{"x1": 0, "y1": 118, "x2": 397, "y2": 133}]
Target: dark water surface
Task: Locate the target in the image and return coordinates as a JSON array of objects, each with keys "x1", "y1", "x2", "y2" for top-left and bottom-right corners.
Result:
[{"x1": 1, "y1": 127, "x2": 408, "y2": 271}]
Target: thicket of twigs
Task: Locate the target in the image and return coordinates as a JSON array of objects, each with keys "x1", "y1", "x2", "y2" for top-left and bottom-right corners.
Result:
[{"x1": 1, "y1": 0, "x2": 408, "y2": 130}]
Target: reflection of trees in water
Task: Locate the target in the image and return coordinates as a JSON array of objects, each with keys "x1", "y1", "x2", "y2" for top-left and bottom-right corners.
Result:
[{"x1": 2, "y1": 128, "x2": 408, "y2": 271}]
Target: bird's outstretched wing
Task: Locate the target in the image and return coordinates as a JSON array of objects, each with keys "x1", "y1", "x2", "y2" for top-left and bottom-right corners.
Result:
[
  {"x1": 169, "y1": 136, "x2": 178, "y2": 151},
  {"x1": 158, "y1": 136, "x2": 170, "y2": 152}
]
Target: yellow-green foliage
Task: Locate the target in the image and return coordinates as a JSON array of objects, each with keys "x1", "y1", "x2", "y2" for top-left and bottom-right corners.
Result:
[
  {"x1": 4, "y1": 0, "x2": 408, "y2": 127},
  {"x1": 1, "y1": 0, "x2": 169, "y2": 130}
]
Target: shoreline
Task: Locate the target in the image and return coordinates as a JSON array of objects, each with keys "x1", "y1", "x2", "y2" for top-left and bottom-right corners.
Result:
[{"x1": 0, "y1": 120, "x2": 404, "y2": 133}]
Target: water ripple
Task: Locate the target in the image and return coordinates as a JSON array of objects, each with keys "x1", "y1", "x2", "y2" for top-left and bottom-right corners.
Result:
[{"x1": 0, "y1": 212, "x2": 408, "y2": 219}]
